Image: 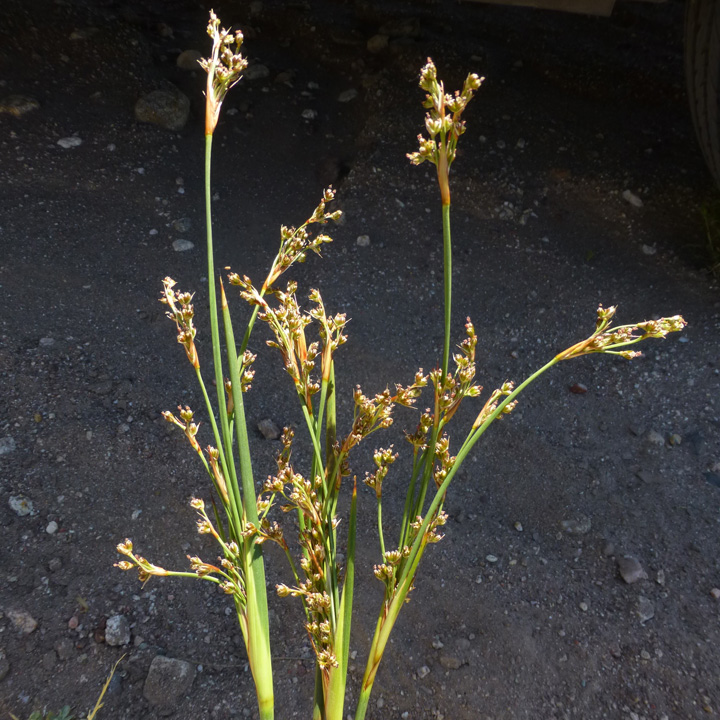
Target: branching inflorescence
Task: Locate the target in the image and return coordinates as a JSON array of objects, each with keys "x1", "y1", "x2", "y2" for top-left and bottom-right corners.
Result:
[{"x1": 115, "y1": 17, "x2": 687, "y2": 720}]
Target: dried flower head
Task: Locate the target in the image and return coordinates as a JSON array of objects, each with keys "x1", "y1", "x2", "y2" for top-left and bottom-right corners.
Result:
[
  {"x1": 408, "y1": 58, "x2": 484, "y2": 204},
  {"x1": 199, "y1": 11, "x2": 248, "y2": 135}
]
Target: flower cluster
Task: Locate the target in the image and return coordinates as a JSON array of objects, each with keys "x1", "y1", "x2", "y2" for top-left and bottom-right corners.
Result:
[
  {"x1": 160, "y1": 278, "x2": 198, "y2": 369},
  {"x1": 407, "y1": 58, "x2": 484, "y2": 204},
  {"x1": 556, "y1": 305, "x2": 687, "y2": 361},
  {"x1": 200, "y1": 11, "x2": 248, "y2": 135}
]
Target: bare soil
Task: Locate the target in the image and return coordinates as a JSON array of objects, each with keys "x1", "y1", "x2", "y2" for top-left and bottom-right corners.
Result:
[{"x1": 1, "y1": 1, "x2": 719, "y2": 719}]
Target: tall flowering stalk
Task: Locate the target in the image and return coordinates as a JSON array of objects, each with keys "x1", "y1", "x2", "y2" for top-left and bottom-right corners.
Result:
[{"x1": 115, "y1": 19, "x2": 687, "y2": 720}]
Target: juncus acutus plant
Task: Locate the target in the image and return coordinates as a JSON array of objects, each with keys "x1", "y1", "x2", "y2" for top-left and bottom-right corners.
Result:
[{"x1": 116, "y1": 15, "x2": 687, "y2": 720}]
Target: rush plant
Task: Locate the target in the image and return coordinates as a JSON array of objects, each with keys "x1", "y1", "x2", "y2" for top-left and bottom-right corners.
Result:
[{"x1": 115, "y1": 12, "x2": 686, "y2": 720}]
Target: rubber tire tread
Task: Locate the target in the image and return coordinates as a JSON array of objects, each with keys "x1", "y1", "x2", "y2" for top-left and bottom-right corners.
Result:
[{"x1": 685, "y1": 0, "x2": 720, "y2": 185}]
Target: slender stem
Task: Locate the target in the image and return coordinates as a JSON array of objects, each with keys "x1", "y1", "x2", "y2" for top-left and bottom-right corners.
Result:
[
  {"x1": 205, "y1": 133, "x2": 244, "y2": 540},
  {"x1": 378, "y1": 496, "x2": 388, "y2": 562},
  {"x1": 441, "y1": 202, "x2": 452, "y2": 378}
]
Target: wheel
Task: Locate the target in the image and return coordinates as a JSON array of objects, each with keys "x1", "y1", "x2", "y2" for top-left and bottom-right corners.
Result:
[{"x1": 685, "y1": 0, "x2": 720, "y2": 185}]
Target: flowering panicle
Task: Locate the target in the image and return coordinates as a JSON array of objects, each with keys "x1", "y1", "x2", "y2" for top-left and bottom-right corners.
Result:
[
  {"x1": 472, "y1": 381, "x2": 516, "y2": 430},
  {"x1": 556, "y1": 305, "x2": 687, "y2": 361},
  {"x1": 251, "y1": 188, "x2": 341, "y2": 293},
  {"x1": 429, "y1": 318, "x2": 482, "y2": 425},
  {"x1": 364, "y1": 446, "x2": 399, "y2": 498},
  {"x1": 407, "y1": 59, "x2": 483, "y2": 204},
  {"x1": 309, "y1": 288, "x2": 348, "y2": 382},
  {"x1": 160, "y1": 277, "x2": 199, "y2": 369},
  {"x1": 200, "y1": 11, "x2": 248, "y2": 135},
  {"x1": 162, "y1": 405, "x2": 203, "y2": 456}
]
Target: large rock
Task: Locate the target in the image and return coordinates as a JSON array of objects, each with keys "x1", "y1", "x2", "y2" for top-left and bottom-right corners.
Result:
[
  {"x1": 135, "y1": 88, "x2": 190, "y2": 131},
  {"x1": 143, "y1": 655, "x2": 196, "y2": 707}
]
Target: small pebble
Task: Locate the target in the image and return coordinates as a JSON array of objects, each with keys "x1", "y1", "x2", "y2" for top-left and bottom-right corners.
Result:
[
  {"x1": 561, "y1": 515, "x2": 591, "y2": 535},
  {"x1": 417, "y1": 665, "x2": 430, "y2": 679},
  {"x1": 622, "y1": 189, "x2": 643, "y2": 207},
  {"x1": 301, "y1": 108, "x2": 318, "y2": 120},
  {"x1": 646, "y1": 430, "x2": 665, "y2": 446},
  {"x1": 356, "y1": 234, "x2": 370, "y2": 247},
  {"x1": 245, "y1": 64, "x2": 270, "y2": 80},
  {"x1": 9, "y1": 496, "x2": 33, "y2": 516},
  {"x1": 258, "y1": 418, "x2": 282, "y2": 440},
  {"x1": 105, "y1": 615, "x2": 131, "y2": 646},
  {"x1": 514, "y1": 521, "x2": 523, "y2": 532},
  {"x1": 637, "y1": 596, "x2": 655, "y2": 623},
  {"x1": 0, "y1": 94, "x2": 40, "y2": 116},
  {"x1": 642, "y1": 244, "x2": 657, "y2": 256},
  {"x1": 46, "y1": 521, "x2": 58, "y2": 534},
  {"x1": 7, "y1": 610, "x2": 38, "y2": 634},
  {"x1": 57, "y1": 136, "x2": 82, "y2": 149},
  {"x1": 579, "y1": 601, "x2": 588, "y2": 612},
  {"x1": 485, "y1": 554, "x2": 498, "y2": 563},
  {"x1": 0, "y1": 436, "x2": 17, "y2": 455},
  {"x1": 569, "y1": 382, "x2": 587, "y2": 394},
  {"x1": 172, "y1": 217, "x2": 192, "y2": 233},
  {"x1": 172, "y1": 239, "x2": 194, "y2": 252},
  {"x1": 366, "y1": 34, "x2": 389, "y2": 54},
  {"x1": 710, "y1": 588, "x2": 720, "y2": 600},
  {"x1": 39, "y1": 337, "x2": 55, "y2": 347},
  {"x1": 617, "y1": 555, "x2": 648, "y2": 584},
  {"x1": 176, "y1": 49, "x2": 203, "y2": 71},
  {"x1": 337, "y1": 89, "x2": 358, "y2": 103}
]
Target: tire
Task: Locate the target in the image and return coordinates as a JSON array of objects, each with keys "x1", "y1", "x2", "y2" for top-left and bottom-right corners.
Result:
[{"x1": 685, "y1": 0, "x2": 720, "y2": 185}]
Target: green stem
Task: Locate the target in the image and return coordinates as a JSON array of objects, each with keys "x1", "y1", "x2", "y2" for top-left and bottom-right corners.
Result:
[
  {"x1": 205, "y1": 133, "x2": 244, "y2": 540},
  {"x1": 441, "y1": 202, "x2": 452, "y2": 378},
  {"x1": 377, "y1": 497, "x2": 386, "y2": 559}
]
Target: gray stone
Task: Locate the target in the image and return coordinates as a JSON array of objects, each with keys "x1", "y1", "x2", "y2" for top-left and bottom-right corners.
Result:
[
  {"x1": 637, "y1": 596, "x2": 655, "y2": 623},
  {"x1": 416, "y1": 665, "x2": 430, "y2": 679},
  {"x1": 57, "y1": 136, "x2": 83, "y2": 149},
  {"x1": 105, "y1": 615, "x2": 131, "y2": 646},
  {"x1": 439, "y1": 653, "x2": 462, "y2": 669},
  {"x1": 622, "y1": 189, "x2": 643, "y2": 208},
  {"x1": 0, "y1": 95, "x2": 40, "y2": 117},
  {"x1": 646, "y1": 430, "x2": 665, "y2": 446},
  {"x1": 560, "y1": 515, "x2": 591, "y2": 535},
  {"x1": 54, "y1": 638, "x2": 74, "y2": 660},
  {"x1": 42, "y1": 650, "x2": 57, "y2": 671},
  {"x1": 245, "y1": 64, "x2": 270, "y2": 81},
  {"x1": 257, "y1": 418, "x2": 281, "y2": 440},
  {"x1": 617, "y1": 555, "x2": 648, "y2": 584},
  {"x1": 89, "y1": 379, "x2": 113, "y2": 395},
  {"x1": 337, "y1": 89, "x2": 358, "y2": 103},
  {"x1": 366, "y1": 34, "x2": 389, "y2": 54},
  {"x1": 144, "y1": 655, "x2": 196, "y2": 707},
  {"x1": 9, "y1": 496, "x2": 33, "y2": 517},
  {"x1": 172, "y1": 239, "x2": 194, "y2": 252},
  {"x1": 135, "y1": 88, "x2": 190, "y2": 131},
  {"x1": 7, "y1": 610, "x2": 37, "y2": 634},
  {"x1": 0, "y1": 436, "x2": 16, "y2": 455},
  {"x1": 172, "y1": 217, "x2": 192, "y2": 233},
  {"x1": 176, "y1": 49, "x2": 203, "y2": 71}
]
